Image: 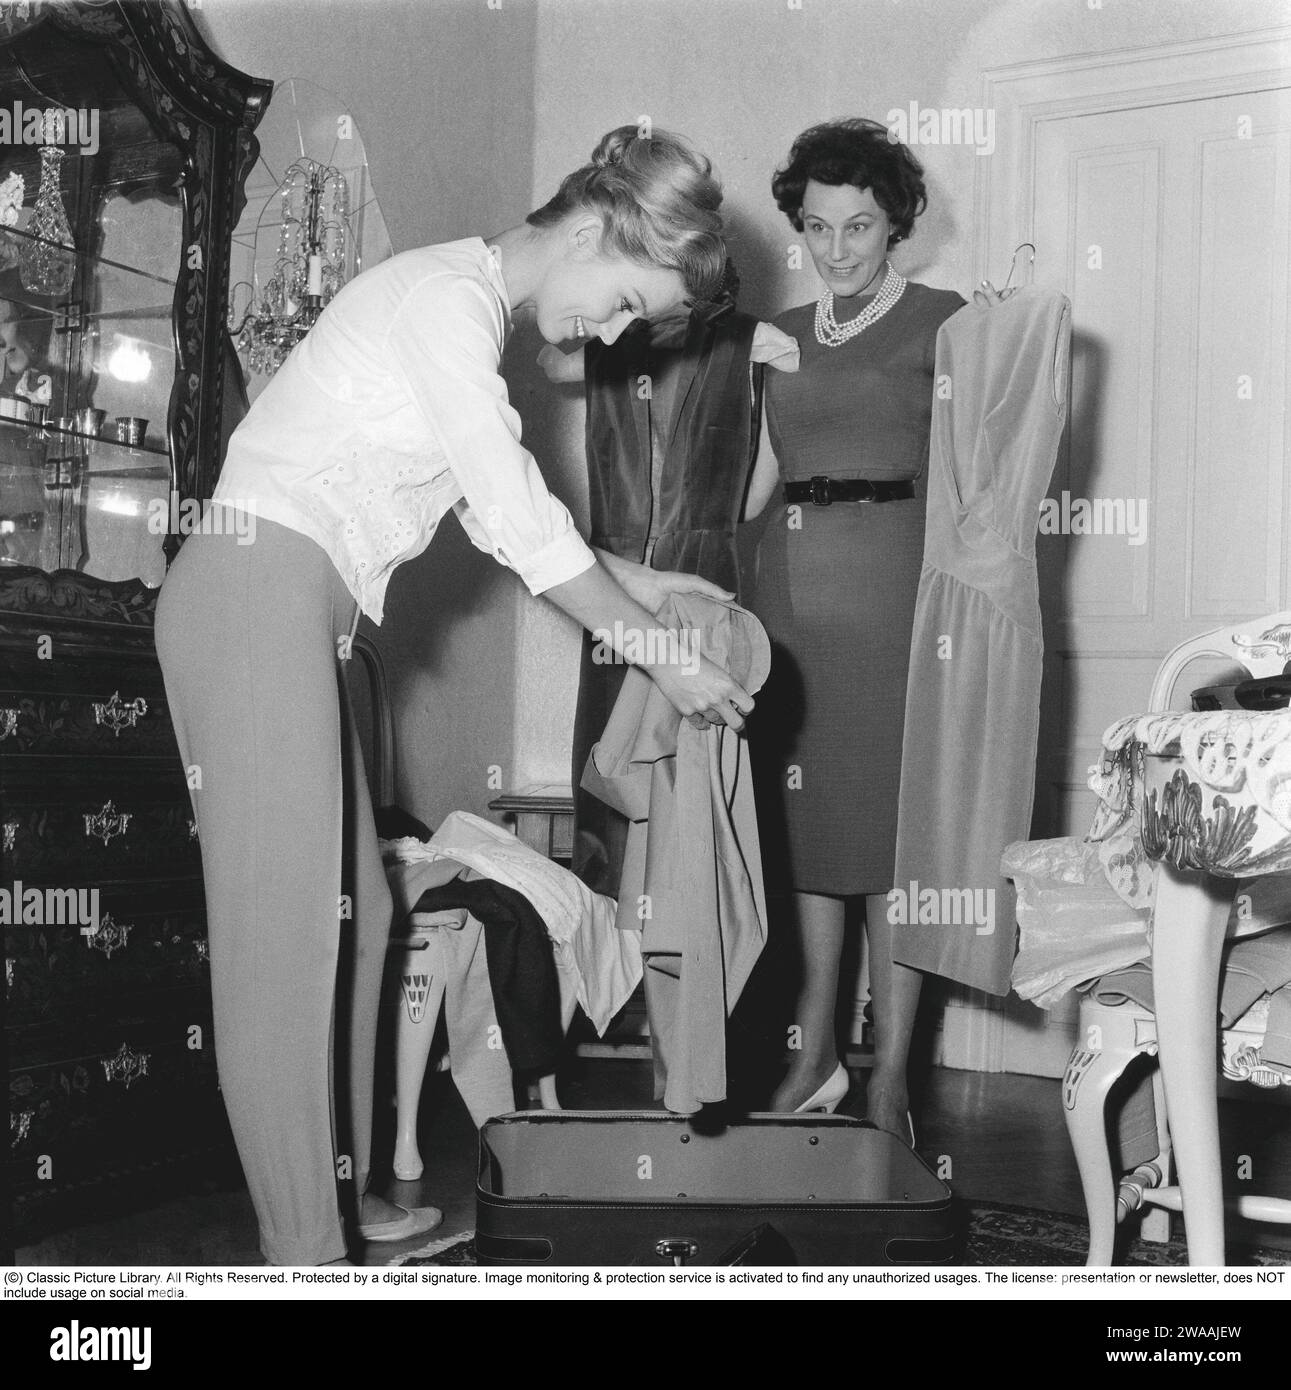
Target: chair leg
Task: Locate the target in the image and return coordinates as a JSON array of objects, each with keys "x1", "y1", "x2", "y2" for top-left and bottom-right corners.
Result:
[
  {"x1": 392, "y1": 930, "x2": 447, "y2": 1182},
  {"x1": 1140, "y1": 1064, "x2": 1174, "y2": 1244},
  {"x1": 1064, "y1": 1026, "x2": 1132, "y2": 1266}
]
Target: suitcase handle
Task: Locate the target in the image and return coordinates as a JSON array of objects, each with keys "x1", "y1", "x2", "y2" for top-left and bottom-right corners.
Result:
[
  {"x1": 655, "y1": 1226, "x2": 794, "y2": 1265},
  {"x1": 475, "y1": 1232, "x2": 554, "y2": 1263},
  {"x1": 715, "y1": 1223, "x2": 795, "y2": 1265}
]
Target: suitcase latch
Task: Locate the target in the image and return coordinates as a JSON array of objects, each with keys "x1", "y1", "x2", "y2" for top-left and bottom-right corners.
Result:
[{"x1": 654, "y1": 1237, "x2": 699, "y2": 1266}]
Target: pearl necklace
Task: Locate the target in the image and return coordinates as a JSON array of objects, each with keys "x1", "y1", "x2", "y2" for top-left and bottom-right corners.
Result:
[{"x1": 814, "y1": 263, "x2": 907, "y2": 347}]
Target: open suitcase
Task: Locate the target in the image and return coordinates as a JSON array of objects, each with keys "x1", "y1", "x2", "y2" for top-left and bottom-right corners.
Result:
[{"x1": 476, "y1": 1111, "x2": 954, "y2": 1266}]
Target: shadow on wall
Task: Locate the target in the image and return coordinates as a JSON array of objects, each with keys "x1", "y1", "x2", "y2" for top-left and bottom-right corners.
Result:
[{"x1": 377, "y1": 522, "x2": 518, "y2": 828}]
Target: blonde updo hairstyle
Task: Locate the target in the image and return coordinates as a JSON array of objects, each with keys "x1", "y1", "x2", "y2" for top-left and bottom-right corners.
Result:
[{"x1": 527, "y1": 126, "x2": 725, "y2": 303}]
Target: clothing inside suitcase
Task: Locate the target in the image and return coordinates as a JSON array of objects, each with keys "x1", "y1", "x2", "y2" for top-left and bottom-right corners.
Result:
[{"x1": 477, "y1": 1111, "x2": 954, "y2": 1266}]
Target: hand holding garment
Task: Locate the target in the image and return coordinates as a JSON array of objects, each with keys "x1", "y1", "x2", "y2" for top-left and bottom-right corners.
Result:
[{"x1": 581, "y1": 594, "x2": 771, "y2": 1112}]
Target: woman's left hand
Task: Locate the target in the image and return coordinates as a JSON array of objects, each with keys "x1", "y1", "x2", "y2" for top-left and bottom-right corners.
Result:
[
  {"x1": 973, "y1": 280, "x2": 1016, "y2": 308},
  {"x1": 614, "y1": 558, "x2": 734, "y2": 614}
]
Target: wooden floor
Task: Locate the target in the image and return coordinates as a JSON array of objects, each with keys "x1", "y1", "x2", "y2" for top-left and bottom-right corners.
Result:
[{"x1": 15, "y1": 1064, "x2": 1291, "y2": 1265}]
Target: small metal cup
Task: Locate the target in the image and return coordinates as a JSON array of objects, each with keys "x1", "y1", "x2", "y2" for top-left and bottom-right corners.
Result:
[
  {"x1": 113, "y1": 416, "x2": 148, "y2": 447},
  {"x1": 75, "y1": 407, "x2": 107, "y2": 436}
]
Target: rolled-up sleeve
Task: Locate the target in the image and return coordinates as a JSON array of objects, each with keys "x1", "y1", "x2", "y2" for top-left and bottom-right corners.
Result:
[{"x1": 386, "y1": 270, "x2": 596, "y2": 595}]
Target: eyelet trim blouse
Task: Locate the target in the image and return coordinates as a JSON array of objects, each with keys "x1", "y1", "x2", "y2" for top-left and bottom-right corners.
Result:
[{"x1": 213, "y1": 237, "x2": 596, "y2": 623}]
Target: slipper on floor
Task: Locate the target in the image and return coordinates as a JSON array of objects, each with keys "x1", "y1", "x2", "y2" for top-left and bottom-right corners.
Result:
[{"x1": 359, "y1": 1205, "x2": 444, "y2": 1244}]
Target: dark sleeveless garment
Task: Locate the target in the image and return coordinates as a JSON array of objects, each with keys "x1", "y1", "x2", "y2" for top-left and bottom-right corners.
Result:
[
  {"x1": 583, "y1": 308, "x2": 763, "y2": 589},
  {"x1": 571, "y1": 309, "x2": 765, "y2": 896}
]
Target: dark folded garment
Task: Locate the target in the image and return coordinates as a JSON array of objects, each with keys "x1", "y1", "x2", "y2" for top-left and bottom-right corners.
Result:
[
  {"x1": 375, "y1": 804, "x2": 434, "y2": 842},
  {"x1": 412, "y1": 877, "x2": 562, "y2": 1075}
]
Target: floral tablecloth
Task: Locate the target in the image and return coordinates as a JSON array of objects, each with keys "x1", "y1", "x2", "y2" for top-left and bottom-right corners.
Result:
[{"x1": 1087, "y1": 709, "x2": 1291, "y2": 915}]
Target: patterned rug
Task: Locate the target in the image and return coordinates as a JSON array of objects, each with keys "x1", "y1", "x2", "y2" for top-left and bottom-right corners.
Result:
[
  {"x1": 391, "y1": 1202, "x2": 1290, "y2": 1267},
  {"x1": 963, "y1": 1200, "x2": 1287, "y2": 1267}
]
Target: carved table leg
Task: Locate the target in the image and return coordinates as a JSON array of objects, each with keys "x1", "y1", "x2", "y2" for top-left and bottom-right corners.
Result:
[{"x1": 1151, "y1": 863, "x2": 1231, "y2": 1265}]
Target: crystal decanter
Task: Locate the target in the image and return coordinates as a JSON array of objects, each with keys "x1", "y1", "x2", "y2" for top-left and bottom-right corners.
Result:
[{"x1": 18, "y1": 139, "x2": 75, "y2": 297}]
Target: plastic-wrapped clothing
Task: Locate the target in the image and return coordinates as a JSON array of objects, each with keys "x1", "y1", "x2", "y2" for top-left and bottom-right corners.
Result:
[
  {"x1": 1006, "y1": 836, "x2": 1291, "y2": 1011},
  {"x1": 1005, "y1": 837, "x2": 1150, "y2": 1009}
]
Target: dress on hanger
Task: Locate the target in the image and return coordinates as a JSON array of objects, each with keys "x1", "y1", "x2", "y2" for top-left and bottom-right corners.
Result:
[{"x1": 892, "y1": 286, "x2": 1072, "y2": 993}]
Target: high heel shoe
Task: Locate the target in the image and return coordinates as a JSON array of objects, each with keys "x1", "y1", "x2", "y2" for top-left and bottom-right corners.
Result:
[{"x1": 793, "y1": 1062, "x2": 849, "y2": 1114}]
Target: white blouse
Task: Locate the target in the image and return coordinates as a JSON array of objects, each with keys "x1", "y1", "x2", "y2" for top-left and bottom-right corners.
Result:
[{"x1": 214, "y1": 237, "x2": 596, "y2": 623}]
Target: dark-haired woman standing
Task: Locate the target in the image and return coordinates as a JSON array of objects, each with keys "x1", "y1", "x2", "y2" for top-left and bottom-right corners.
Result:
[{"x1": 744, "y1": 119, "x2": 964, "y2": 1136}]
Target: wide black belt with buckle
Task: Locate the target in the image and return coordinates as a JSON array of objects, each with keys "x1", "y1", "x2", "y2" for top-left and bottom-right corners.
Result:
[{"x1": 784, "y1": 477, "x2": 915, "y2": 506}]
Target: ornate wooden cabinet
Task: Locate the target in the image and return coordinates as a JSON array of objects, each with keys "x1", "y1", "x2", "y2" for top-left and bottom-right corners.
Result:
[{"x1": 0, "y1": 0, "x2": 268, "y2": 1245}]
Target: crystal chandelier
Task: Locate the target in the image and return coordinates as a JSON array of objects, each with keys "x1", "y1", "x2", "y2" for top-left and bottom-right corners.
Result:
[{"x1": 230, "y1": 158, "x2": 350, "y2": 376}]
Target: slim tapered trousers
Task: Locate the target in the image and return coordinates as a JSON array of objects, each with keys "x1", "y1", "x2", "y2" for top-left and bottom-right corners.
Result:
[{"x1": 155, "y1": 515, "x2": 391, "y2": 1265}]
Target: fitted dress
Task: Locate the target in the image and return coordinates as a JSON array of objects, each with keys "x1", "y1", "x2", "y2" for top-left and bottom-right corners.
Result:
[{"x1": 747, "y1": 282, "x2": 964, "y2": 896}]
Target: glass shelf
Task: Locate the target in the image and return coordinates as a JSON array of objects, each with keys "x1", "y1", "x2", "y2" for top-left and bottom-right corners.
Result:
[
  {"x1": 0, "y1": 438, "x2": 170, "y2": 586},
  {"x1": 0, "y1": 416, "x2": 167, "y2": 456},
  {"x1": 0, "y1": 222, "x2": 174, "y2": 294}
]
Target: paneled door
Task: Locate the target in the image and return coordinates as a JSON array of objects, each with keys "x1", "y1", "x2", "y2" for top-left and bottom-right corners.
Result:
[{"x1": 942, "y1": 32, "x2": 1291, "y2": 1077}]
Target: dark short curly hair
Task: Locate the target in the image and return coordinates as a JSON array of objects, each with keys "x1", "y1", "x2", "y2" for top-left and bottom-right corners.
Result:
[{"x1": 772, "y1": 118, "x2": 928, "y2": 247}]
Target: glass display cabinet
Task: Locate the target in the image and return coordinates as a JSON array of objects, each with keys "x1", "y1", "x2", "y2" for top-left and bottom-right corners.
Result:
[
  {"x1": 0, "y1": 0, "x2": 269, "y2": 1244},
  {"x1": 0, "y1": 222, "x2": 178, "y2": 586}
]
